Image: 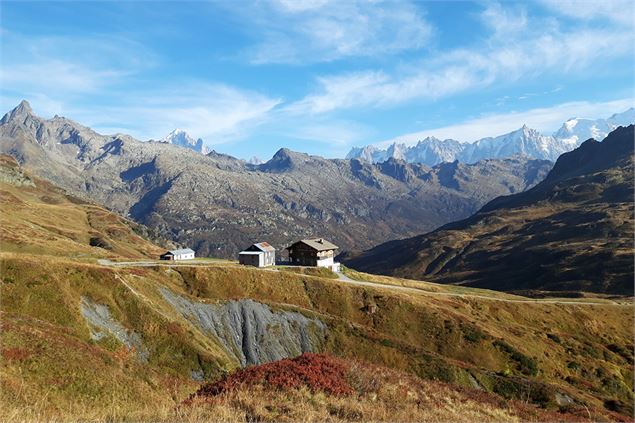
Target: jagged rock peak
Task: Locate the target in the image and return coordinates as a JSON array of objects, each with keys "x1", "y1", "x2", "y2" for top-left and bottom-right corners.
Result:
[
  {"x1": 161, "y1": 128, "x2": 207, "y2": 154},
  {"x1": 1, "y1": 100, "x2": 35, "y2": 124}
]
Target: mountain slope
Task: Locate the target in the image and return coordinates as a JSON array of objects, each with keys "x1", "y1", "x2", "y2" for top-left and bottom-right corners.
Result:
[
  {"x1": 0, "y1": 101, "x2": 552, "y2": 258},
  {"x1": 342, "y1": 125, "x2": 635, "y2": 295},
  {"x1": 2, "y1": 253, "x2": 633, "y2": 421},
  {"x1": 0, "y1": 154, "x2": 164, "y2": 259}
]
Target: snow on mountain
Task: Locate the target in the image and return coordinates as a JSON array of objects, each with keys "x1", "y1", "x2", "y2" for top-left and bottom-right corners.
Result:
[
  {"x1": 405, "y1": 137, "x2": 464, "y2": 166},
  {"x1": 161, "y1": 129, "x2": 208, "y2": 154},
  {"x1": 386, "y1": 143, "x2": 407, "y2": 161},
  {"x1": 554, "y1": 107, "x2": 635, "y2": 146},
  {"x1": 347, "y1": 109, "x2": 635, "y2": 165},
  {"x1": 345, "y1": 145, "x2": 388, "y2": 163},
  {"x1": 460, "y1": 125, "x2": 568, "y2": 163},
  {"x1": 247, "y1": 156, "x2": 264, "y2": 165}
]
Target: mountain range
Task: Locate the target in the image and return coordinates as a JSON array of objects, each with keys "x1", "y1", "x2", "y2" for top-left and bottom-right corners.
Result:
[
  {"x1": 347, "y1": 109, "x2": 635, "y2": 166},
  {"x1": 342, "y1": 125, "x2": 635, "y2": 295},
  {"x1": 0, "y1": 100, "x2": 552, "y2": 258}
]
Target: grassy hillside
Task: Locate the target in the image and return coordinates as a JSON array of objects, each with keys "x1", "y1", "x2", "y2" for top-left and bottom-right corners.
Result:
[
  {"x1": 184, "y1": 353, "x2": 597, "y2": 422},
  {"x1": 1, "y1": 255, "x2": 632, "y2": 421},
  {"x1": 0, "y1": 155, "x2": 165, "y2": 259}
]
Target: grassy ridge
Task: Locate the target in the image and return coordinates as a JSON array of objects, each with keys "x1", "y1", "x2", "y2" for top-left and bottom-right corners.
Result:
[
  {"x1": 0, "y1": 155, "x2": 164, "y2": 259},
  {"x1": 1, "y1": 255, "x2": 632, "y2": 421}
]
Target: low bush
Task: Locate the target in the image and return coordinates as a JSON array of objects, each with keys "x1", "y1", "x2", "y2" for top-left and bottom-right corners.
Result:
[{"x1": 189, "y1": 353, "x2": 353, "y2": 400}]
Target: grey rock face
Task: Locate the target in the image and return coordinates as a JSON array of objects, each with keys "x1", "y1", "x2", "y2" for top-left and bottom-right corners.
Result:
[
  {"x1": 80, "y1": 296, "x2": 149, "y2": 362},
  {"x1": 0, "y1": 156, "x2": 35, "y2": 187},
  {"x1": 160, "y1": 288, "x2": 327, "y2": 367}
]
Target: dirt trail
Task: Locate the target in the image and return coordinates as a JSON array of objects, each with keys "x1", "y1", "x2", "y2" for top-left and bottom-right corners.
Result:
[{"x1": 97, "y1": 259, "x2": 631, "y2": 307}]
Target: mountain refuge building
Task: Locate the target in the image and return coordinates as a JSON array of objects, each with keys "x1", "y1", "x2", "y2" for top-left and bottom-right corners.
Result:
[
  {"x1": 238, "y1": 242, "x2": 276, "y2": 267},
  {"x1": 286, "y1": 238, "x2": 340, "y2": 271},
  {"x1": 160, "y1": 248, "x2": 195, "y2": 261}
]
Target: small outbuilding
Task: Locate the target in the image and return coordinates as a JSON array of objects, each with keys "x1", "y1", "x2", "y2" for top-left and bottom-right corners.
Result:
[
  {"x1": 286, "y1": 238, "x2": 339, "y2": 270},
  {"x1": 160, "y1": 248, "x2": 195, "y2": 261},
  {"x1": 238, "y1": 242, "x2": 276, "y2": 267}
]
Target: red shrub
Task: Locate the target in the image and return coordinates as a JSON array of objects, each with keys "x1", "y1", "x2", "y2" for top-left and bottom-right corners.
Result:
[
  {"x1": 190, "y1": 353, "x2": 353, "y2": 401},
  {"x1": 1, "y1": 347, "x2": 31, "y2": 361}
]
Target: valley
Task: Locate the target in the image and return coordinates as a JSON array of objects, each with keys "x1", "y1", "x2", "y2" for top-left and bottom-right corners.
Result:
[
  {"x1": 343, "y1": 125, "x2": 635, "y2": 296},
  {"x1": 0, "y1": 151, "x2": 633, "y2": 421}
]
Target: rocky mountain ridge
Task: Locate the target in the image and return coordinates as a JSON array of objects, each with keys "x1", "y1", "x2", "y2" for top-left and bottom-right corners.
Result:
[{"x1": 0, "y1": 100, "x2": 553, "y2": 258}]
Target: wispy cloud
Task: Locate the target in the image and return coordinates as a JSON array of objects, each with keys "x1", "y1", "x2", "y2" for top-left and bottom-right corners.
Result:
[
  {"x1": 237, "y1": 0, "x2": 432, "y2": 64},
  {"x1": 538, "y1": 0, "x2": 635, "y2": 26},
  {"x1": 1, "y1": 31, "x2": 155, "y2": 97},
  {"x1": 288, "y1": 2, "x2": 634, "y2": 114},
  {"x1": 78, "y1": 83, "x2": 282, "y2": 143},
  {"x1": 375, "y1": 98, "x2": 635, "y2": 146},
  {"x1": 1, "y1": 30, "x2": 281, "y2": 146}
]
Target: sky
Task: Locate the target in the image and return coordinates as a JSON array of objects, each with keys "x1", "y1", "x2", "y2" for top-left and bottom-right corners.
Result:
[{"x1": 1, "y1": 0, "x2": 634, "y2": 160}]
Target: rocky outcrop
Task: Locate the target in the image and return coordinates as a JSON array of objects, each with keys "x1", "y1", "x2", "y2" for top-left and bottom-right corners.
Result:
[
  {"x1": 80, "y1": 296, "x2": 149, "y2": 362},
  {"x1": 0, "y1": 155, "x2": 35, "y2": 187},
  {"x1": 160, "y1": 288, "x2": 328, "y2": 367}
]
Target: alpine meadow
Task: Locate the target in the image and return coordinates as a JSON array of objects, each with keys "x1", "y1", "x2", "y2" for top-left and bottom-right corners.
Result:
[{"x1": 1, "y1": 1, "x2": 634, "y2": 422}]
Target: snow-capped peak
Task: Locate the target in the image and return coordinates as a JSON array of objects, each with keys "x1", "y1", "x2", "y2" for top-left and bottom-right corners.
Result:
[
  {"x1": 161, "y1": 129, "x2": 208, "y2": 154},
  {"x1": 345, "y1": 108, "x2": 634, "y2": 166},
  {"x1": 553, "y1": 108, "x2": 635, "y2": 147}
]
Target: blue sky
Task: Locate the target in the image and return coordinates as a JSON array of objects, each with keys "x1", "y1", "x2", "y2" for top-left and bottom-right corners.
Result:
[{"x1": 1, "y1": 0, "x2": 633, "y2": 160}]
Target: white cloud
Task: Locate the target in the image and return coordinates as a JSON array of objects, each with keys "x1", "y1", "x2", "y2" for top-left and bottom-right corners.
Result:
[
  {"x1": 0, "y1": 30, "x2": 282, "y2": 147},
  {"x1": 538, "y1": 0, "x2": 635, "y2": 27},
  {"x1": 60, "y1": 83, "x2": 282, "y2": 145},
  {"x1": 243, "y1": 0, "x2": 433, "y2": 64},
  {"x1": 0, "y1": 31, "x2": 155, "y2": 97},
  {"x1": 375, "y1": 98, "x2": 635, "y2": 146},
  {"x1": 287, "y1": 2, "x2": 634, "y2": 114}
]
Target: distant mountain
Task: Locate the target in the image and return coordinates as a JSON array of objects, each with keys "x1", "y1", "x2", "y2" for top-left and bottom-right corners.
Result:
[
  {"x1": 346, "y1": 137, "x2": 463, "y2": 166},
  {"x1": 404, "y1": 136, "x2": 464, "y2": 165},
  {"x1": 553, "y1": 108, "x2": 635, "y2": 146},
  {"x1": 347, "y1": 109, "x2": 635, "y2": 166},
  {"x1": 160, "y1": 128, "x2": 208, "y2": 154},
  {"x1": 247, "y1": 156, "x2": 264, "y2": 165},
  {"x1": 0, "y1": 100, "x2": 552, "y2": 258},
  {"x1": 460, "y1": 125, "x2": 573, "y2": 163},
  {"x1": 342, "y1": 125, "x2": 635, "y2": 295}
]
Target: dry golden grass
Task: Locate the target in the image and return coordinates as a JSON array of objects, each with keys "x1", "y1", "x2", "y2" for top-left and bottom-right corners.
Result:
[{"x1": 0, "y1": 171, "x2": 163, "y2": 259}]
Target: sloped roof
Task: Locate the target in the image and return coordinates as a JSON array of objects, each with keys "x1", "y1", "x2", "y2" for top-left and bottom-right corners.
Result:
[
  {"x1": 239, "y1": 251, "x2": 262, "y2": 255},
  {"x1": 165, "y1": 248, "x2": 195, "y2": 255},
  {"x1": 253, "y1": 242, "x2": 276, "y2": 252},
  {"x1": 286, "y1": 238, "x2": 338, "y2": 251}
]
